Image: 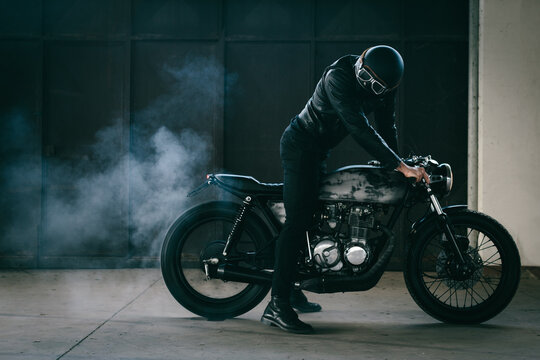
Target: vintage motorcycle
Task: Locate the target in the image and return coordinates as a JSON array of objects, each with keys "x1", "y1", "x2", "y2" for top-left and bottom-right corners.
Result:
[{"x1": 161, "y1": 155, "x2": 520, "y2": 324}]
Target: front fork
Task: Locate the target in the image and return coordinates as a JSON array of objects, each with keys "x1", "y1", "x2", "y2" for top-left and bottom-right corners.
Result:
[{"x1": 426, "y1": 184, "x2": 466, "y2": 264}]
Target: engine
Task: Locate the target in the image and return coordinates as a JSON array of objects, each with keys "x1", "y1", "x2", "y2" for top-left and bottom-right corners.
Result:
[{"x1": 310, "y1": 203, "x2": 377, "y2": 274}]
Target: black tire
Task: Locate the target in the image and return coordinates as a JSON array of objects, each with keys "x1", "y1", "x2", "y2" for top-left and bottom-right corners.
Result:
[
  {"x1": 404, "y1": 209, "x2": 520, "y2": 324},
  {"x1": 161, "y1": 201, "x2": 272, "y2": 319}
]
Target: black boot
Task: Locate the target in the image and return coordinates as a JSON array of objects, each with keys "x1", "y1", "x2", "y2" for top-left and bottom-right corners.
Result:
[
  {"x1": 290, "y1": 289, "x2": 322, "y2": 313},
  {"x1": 261, "y1": 296, "x2": 314, "y2": 334}
]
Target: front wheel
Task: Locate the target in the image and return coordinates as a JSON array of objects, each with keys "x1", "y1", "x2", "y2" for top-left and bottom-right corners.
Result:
[
  {"x1": 161, "y1": 201, "x2": 273, "y2": 319},
  {"x1": 404, "y1": 209, "x2": 520, "y2": 324}
]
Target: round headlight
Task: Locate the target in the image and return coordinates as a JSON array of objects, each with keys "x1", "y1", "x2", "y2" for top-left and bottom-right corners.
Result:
[{"x1": 440, "y1": 163, "x2": 453, "y2": 194}]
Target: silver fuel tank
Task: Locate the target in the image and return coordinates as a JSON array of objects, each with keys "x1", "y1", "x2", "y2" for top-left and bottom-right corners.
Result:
[{"x1": 318, "y1": 165, "x2": 407, "y2": 205}]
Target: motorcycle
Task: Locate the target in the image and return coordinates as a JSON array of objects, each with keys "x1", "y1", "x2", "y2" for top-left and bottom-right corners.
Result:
[{"x1": 160, "y1": 155, "x2": 520, "y2": 324}]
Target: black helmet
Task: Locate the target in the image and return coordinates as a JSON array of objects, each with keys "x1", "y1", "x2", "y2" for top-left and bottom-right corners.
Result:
[{"x1": 354, "y1": 45, "x2": 404, "y2": 95}]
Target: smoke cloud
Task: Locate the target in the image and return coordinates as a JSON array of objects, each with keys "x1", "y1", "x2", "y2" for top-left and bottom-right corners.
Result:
[{"x1": 1, "y1": 57, "x2": 222, "y2": 267}]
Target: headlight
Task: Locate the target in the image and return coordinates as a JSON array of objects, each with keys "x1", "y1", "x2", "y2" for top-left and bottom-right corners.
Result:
[
  {"x1": 428, "y1": 163, "x2": 453, "y2": 196},
  {"x1": 441, "y1": 163, "x2": 453, "y2": 194}
]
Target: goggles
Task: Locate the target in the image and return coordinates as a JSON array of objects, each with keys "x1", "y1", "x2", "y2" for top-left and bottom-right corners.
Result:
[{"x1": 356, "y1": 67, "x2": 388, "y2": 96}]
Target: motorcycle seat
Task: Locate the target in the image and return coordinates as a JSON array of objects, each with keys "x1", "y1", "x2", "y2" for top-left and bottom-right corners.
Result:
[{"x1": 212, "y1": 174, "x2": 283, "y2": 197}]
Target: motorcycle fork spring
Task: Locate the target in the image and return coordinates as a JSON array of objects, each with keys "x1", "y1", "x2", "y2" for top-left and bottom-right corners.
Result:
[
  {"x1": 427, "y1": 186, "x2": 466, "y2": 264},
  {"x1": 222, "y1": 196, "x2": 253, "y2": 257}
]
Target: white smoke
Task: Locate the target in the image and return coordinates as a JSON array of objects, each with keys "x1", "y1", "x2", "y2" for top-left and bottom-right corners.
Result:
[
  {"x1": 1, "y1": 57, "x2": 222, "y2": 266},
  {"x1": 129, "y1": 127, "x2": 210, "y2": 257}
]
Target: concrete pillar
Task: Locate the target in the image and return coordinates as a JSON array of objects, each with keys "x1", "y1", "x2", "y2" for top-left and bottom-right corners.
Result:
[{"x1": 477, "y1": 0, "x2": 540, "y2": 266}]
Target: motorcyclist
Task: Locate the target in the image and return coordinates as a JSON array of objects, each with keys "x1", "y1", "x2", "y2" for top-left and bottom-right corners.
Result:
[{"x1": 261, "y1": 45, "x2": 429, "y2": 334}]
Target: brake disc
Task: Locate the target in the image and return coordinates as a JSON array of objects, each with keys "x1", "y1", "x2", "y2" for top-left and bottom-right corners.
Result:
[{"x1": 436, "y1": 246, "x2": 483, "y2": 290}]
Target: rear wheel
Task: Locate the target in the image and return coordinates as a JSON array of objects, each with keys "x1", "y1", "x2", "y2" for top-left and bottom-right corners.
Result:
[
  {"x1": 404, "y1": 210, "x2": 520, "y2": 324},
  {"x1": 161, "y1": 201, "x2": 273, "y2": 319}
]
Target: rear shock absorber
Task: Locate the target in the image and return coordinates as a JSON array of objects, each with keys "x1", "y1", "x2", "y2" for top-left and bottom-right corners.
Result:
[{"x1": 222, "y1": 196, "x2": 253, "y2": 257}]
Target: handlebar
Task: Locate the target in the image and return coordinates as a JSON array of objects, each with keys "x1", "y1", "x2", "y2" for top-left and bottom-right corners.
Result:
[
  {"x1": 403, "y1": 155, "x2": 438, "y2": 168},
  {"x1": 405, "y1": 174, "x2": 430, "y2": 188}
]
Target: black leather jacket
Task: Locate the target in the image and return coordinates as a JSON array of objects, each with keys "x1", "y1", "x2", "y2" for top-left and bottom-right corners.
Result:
[{"x1": 293, "y1": 55, "x2": 401, "y2": 170}]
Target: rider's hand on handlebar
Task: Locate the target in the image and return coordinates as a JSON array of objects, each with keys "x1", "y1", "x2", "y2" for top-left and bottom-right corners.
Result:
[{"x1": 396, "y1": 161, "x2": 430, "y2": 184}]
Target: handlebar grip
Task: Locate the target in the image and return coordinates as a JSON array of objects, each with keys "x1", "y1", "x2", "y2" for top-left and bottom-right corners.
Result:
[
  {"x1": 406, "y1": 176, "x2": 430, "y2": 187},
  {"x1": 406, "y1": 176, "x2": 417, "y2": 185}
]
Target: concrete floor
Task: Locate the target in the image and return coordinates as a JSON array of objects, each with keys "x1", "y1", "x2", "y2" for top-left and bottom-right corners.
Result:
[{"x1": 1, "y1": 270, "x2": 539, "y2": 360}]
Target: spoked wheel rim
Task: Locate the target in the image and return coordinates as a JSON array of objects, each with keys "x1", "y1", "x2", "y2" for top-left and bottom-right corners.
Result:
[
  {"x1": 419, "y1": 222, "x2": 504, "y2": 310},
  {"x1": 175, "y1": 215, "x2": 260, "y2": 303}
]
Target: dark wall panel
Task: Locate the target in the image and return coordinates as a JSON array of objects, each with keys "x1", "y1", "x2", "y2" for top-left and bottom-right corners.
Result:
[
  {"x1": 43, "y1": 0, "x2": 130, "y2": 36},
  {"x1": 0, "y1": 41, "x2": 41, "y2": 114},
  {"x1": 0, "y1": 41, "x2": 42, "y2": 266},
  {"x1": 0, "y1": 0, "x2": 41, "y2": 35},
  {"x1": 132, "y1": 0, "x2": 220, "y2": 38},
  {"x1": 316, "y1": 0, "x2": 400, "y2": 38},
  {"x1": 42, "y1": 41, "x2": 128, "y2": 258},
  {"x1": 225, "y1": 42, "x2": 311, "y2": 181},
  {"x1": 131, "y1": 41, "x2": 220, "y2": 135},
  {"x1": 44, "y1": 42, "x2": 126, "y2": 154},
  {"x1": 226, "y1": 0, "x2": 311, "y2": 39},
  {"x1": 404, "y1": 1, "x2": 469, "y2": 38},
  {"x1": 403, "y1": 41, "x2": 468, "y2": 205}
]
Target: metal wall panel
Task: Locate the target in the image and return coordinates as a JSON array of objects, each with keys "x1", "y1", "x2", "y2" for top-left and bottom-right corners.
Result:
[
  {"x1": 403, "y1": 41, "x2": 469, "y2": 206},
  {"x1": 0, "y1": 40, "x2": 42, "y2": 267},
  {"x1": 224, "y1": 42, "x2": 311, "y2": 181},
  {"x1": 44, "y1": 42, "x2": 126, "y2": 154},
  {"x1": 41, "y1": 41, "x2": 128, "y2": 259},
  {"x1": 132, "y1": 0, "x2": 220, "y2": 38},
  {"x1": 316, "y1": 0, "x2": 400, "y2": 38},
  {"x1": 225, "y1": 0, "x2": 311, "y2": 39},
  {"x1": 131, "y1": 41, "x2": 220, "y2": 135},
  {"x1": 0, "y1": 0, "x2": 42, "y2": 35},
  {"x1": 404, "y1": 1, "x2": 469, "y2": 38},
  {"x1": 43, "y1": 0, "x2": 130, "y2": 36}
]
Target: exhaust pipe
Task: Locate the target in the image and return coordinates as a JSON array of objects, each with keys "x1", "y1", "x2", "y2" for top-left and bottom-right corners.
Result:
[
  {"x1": 215, "y1": 264, "x2": 273, "y2": 284},
  {"x1": 212, "y1": 224, "x2": 395, "y2": 293}
]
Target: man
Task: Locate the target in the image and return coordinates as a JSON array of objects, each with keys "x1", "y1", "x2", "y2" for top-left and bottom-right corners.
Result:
[{"x1": 261, "y1": 45, "x2": 429, "y2": 334}]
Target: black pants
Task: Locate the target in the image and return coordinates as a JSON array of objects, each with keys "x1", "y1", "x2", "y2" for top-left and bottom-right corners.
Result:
[{"x1": 271, "y1": 123, "x2": 327, "y2": 298}]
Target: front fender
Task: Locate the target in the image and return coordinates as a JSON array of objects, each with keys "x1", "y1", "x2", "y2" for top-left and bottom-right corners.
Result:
[{"x1": 408, "y1": 205, "x2": 468, "y2": 241}]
